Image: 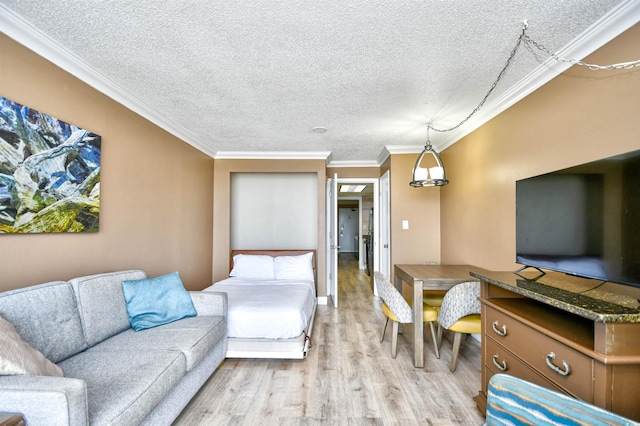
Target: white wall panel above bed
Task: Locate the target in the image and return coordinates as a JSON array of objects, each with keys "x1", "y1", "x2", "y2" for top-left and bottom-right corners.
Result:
[{"x1": 231, "y1": 172, "x2": 318, "y2": 250}]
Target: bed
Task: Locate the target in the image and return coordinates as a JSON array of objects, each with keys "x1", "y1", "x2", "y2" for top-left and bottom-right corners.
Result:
[{"x1": 205, "y1": 249, "x2": 317, "y2": 359}]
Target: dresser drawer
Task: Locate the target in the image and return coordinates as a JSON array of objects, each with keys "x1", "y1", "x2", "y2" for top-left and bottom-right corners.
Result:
[
  {"x1": 485, "y1": 337, "x2": 566, "y2": 396},
  {"x1": 484, "y1": 304, "x2": 594, "y2": 402}
]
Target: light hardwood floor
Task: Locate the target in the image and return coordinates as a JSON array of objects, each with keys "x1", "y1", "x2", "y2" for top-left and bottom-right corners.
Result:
[{"x1": 174, "y1": 254, "x2": 484, "y2": 425}]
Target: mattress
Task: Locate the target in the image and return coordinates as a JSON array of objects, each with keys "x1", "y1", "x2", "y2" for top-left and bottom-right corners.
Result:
[{"x1": 205, "y1": 277, "x2": 316, "y2": 339}]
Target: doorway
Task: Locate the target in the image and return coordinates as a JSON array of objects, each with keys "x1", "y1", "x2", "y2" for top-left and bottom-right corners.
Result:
[{"x1": 326, "y1": 177, "x2": 383, "y2": 308}]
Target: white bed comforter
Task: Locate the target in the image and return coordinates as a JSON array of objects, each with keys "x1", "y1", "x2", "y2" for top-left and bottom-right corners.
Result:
[{"x1": 205, "y1": 278, "x2": 316, "y2": 339}]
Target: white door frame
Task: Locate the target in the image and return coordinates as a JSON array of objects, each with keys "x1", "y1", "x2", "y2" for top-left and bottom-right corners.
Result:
[
  {"x1": 326, "y1": 174, "x2": 339, "y2": 308},
  {"x1": 329, "y1": 178, "x2": 380, "y2": 300},
  {"x1": 379, "y1": 171, "x2": 391, "y2": 295}
]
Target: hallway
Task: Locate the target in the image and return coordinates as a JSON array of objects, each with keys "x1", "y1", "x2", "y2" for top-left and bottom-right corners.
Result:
[{"x1": 174, "y1": 254, "x2": 483, "y2": 425}]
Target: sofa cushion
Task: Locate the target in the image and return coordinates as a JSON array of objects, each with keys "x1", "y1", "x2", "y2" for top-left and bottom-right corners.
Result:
[
  {"x1": 58, "y1": 349, "x2": 186, "y2": 426},
  {"x1": 122, "y1": 272, "x2": 197, "y2": 331},
  {"x1": 0, "y1": 281, "x2": 87, "y2": 363},
  {"x1": 69, "y1": 270, "x2": 146, "y2": 347},
  {"x1": 89, "y1": 315, "x2": 226, "y2": 371},
  {"x1": 0, "y1": 315, "x2": 63, "y2": 377}
]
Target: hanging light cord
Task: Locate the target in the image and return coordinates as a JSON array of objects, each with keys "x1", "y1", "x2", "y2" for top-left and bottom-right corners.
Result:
[
  {"x1": 424, "y1": 125, "x2": 433, "y2": 149},
  {"x1": 428, "y1": 21, "x2": 640, "y2": 136},
  {"x1": 523, "y1": 33, "x2": 640, "y2": 71},
  {"x1": 430, "y1": 22, "x2": 528, "y2": 134}
]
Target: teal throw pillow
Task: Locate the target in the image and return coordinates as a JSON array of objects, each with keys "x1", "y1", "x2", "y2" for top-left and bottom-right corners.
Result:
[{"x1": 122, "y1": 272, "x2": 197, "y2": 331}]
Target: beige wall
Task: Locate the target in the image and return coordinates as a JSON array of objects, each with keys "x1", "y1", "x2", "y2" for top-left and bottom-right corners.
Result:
[
  {"x1": 389, "y1": 154, "x2": 441, "y2": 268},
  {"x1": 212, "y1": 159, "x2": 327, "y2": 294},
  {"x1": 0, "y1": 34, "x2": 215, "y2": 291},
  {"x1": 440, "y1": 24, "x2": 640, "y2": 271}
]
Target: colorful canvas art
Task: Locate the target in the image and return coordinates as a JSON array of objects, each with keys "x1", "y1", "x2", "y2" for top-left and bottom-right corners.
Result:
[{"x1": 0, "y1": 96, "x2": 101, "y2": 233}]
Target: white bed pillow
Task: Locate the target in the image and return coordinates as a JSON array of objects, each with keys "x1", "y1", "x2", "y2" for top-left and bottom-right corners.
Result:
[
  {"x1": 230, "y1": 254, "x2": 275, "y2": 279},
  {"x1": 274, "y1": 252, "x2": 314, "y2": 281}
]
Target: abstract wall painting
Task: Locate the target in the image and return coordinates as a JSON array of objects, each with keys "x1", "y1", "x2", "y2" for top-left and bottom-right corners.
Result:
[{"x1": 0, "y1": 96, "x2": 101, "y2": 233}]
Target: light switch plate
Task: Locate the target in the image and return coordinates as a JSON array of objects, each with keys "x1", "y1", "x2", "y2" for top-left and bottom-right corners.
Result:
[{"x1": 402, "y1": 220, "x2": 409, "y2": 230}]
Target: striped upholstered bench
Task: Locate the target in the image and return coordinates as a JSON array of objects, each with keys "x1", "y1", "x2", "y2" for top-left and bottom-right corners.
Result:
[{"x1": 483, "y1": 374, "x2": 638, "y2": 426}]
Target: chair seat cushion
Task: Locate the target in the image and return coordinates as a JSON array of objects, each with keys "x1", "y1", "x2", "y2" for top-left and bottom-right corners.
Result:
[
  {"x1": 421, "y1": 305, "x2": 439, "y2": 322},
  {"x1": 382, "y1": 301, "x2": 438, "y2": 323},
  {"x1": 448, "y1": 314, "x2": 481, "y2": 334},
  {"x1": 381, "y1": 302, "x2": 398, "y2": 322},
  {"x1": 423, "y1": 290, "x2": 447, "y2": 307}
]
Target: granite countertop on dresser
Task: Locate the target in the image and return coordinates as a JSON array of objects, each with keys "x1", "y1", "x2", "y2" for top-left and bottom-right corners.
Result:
[{"x1": 470, "y1": 270, "x2": 640, "y2": 323}]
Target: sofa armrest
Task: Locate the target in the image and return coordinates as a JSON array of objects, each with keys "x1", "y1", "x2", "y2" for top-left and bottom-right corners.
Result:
[
  {"x1": 189, "y1": 291, "x2": 227, "y2": 317},
  {"x1": 484, "y1": 373, "x2": 636, "y2": 426},
  {"x1": 0, "y1": 375, "x2": 88, "y2": 426}
]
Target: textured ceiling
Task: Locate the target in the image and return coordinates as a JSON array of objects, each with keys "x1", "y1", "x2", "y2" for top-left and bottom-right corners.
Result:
[{"x1": 0, "y1": 1, "x2": 635, "y2": 165}]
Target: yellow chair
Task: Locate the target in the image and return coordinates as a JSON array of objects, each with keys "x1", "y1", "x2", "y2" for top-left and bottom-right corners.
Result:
[
  {"x1": 420, "y1": 263, "x2": 446, "y2": 308},
  {"x1": 423, "y1": 290, "x2": 447, "y2": 308},
  {"x1": 375, "y1": 272, "x2": 440, "y2": 359},
  {"x1": 420, "y1": 264, "x2": 446, "y2": 326},
  {"x1": 422, "y1": 290, "x2": 445, "y2": 359},
  {"x1": 436, "y1": 281, "x2": 481, "y2": 372}
]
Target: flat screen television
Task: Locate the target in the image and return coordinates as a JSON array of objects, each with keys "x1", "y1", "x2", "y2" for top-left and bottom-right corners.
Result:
[{"x1": 516, "y1": 149, "x2": 640, "y2": 288}]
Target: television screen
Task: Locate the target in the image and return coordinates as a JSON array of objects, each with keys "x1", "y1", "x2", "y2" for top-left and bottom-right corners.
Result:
[{"x1": 516, "y1": 149, "x2": 640, "y2": 288}]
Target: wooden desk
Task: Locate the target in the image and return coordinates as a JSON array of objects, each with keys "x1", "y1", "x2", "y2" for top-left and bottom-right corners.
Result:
[{"x1": 393, "y1": 264, "x2": 491, "y2": 368}]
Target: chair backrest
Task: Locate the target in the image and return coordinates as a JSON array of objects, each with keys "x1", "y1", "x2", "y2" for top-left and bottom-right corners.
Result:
[
  {"x1": 374, "y1": 272, "x2": 413, "y2": 323},
  {"x1": 437, "y1": 281, "x2": 480, "y2": 329},
  {"x1": 485, "y1": 373, "x2": 636, "y2": 426}
]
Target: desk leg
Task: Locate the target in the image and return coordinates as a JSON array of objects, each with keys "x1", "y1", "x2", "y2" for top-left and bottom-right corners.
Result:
[
  {"x1": 413, "y1": 279, "x2": 424, "y2": 368},
  {"x1": 394, "y1": 273, "x2": 404, "y2": 335}
]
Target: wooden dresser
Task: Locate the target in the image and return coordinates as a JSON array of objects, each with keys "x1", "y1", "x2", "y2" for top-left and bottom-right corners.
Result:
[{"x1": 471, "y1": 270, "x2": 640, "y2": 422}]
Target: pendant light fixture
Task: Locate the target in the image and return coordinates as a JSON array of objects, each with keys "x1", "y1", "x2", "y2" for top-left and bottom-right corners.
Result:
[
  {"x1": 410, "y1": 125, "x2": 447, "y2": 187},
  {"x1": 409, "y1": 21, "x2": 640, "y2": 188}
]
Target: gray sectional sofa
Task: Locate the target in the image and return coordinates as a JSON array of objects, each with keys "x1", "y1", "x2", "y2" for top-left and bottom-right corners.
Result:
[{"x1": 0, "y1": 270, "x2": 228, "y2": 426}]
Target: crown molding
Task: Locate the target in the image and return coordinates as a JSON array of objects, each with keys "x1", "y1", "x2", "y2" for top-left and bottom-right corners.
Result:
[
  {"x1": 326, "y1": 159, "x2": 381, "y2": 168},
  {"x1": 377, "y1": 147, "x2": 391, "y2": 166},
  {"x1": 373, "y1": 145, "x2": 424, "y2": 166},
  {"x1": 384, "y1": 145, "x2": 424, "y2": 155},
  {"x1": 436, "y1": 0, "x2": 640, "y2": 152},
  {"x1": 213, "y1": 151, "x2": 331, "y2": 160},
  {"x1": 0, "y1": 4, "x2": 216, "y2": 158}
]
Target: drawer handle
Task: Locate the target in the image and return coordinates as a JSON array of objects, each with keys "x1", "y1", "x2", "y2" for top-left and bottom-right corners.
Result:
[
  {"x1": 492, "y1": 354, "x2": 507, "y2": 371},
  {"x1": 492, "y1": 321, "x2": 507, "y2": 336},
  {"x1": 545, "y1": 352, "x2": 570, "y2": 376}
]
